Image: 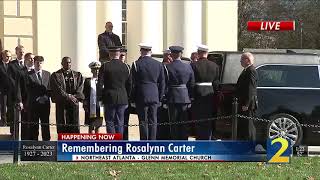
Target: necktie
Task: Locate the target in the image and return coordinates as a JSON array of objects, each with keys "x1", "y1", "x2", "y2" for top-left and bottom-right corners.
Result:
[
  {"x1": 37, "y1": 71, "x2": 42, "y2": 84},
  {"x1": 19, "y1": 61, "x2": 23, "y2": 68}
]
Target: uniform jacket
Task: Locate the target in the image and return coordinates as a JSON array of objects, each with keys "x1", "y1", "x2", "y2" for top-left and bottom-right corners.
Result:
[
  {"x1": 166, "y1": 59, "x2": 195, "y2": 103},
  {"x1": 131, "y1": 56, "x2": 165, "y2": 105},
  {"x1": 191, "y1": 58, "x2": 220, "y2": 99},
  {"x1": 97, "y1": 59, "x2": 132, "y2": 105}
]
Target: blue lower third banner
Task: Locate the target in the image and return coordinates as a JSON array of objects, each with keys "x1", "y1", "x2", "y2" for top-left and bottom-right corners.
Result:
[{"x1": 57, "y1": 141, "x2": 265, "y2": 162}]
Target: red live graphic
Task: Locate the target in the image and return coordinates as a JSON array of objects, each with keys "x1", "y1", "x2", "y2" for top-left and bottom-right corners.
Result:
[
  {"x1": 247, "y1": 21, "x2": 295, "y2": 31},
  {"x1": 58, "y1": 133, "x2": 122, "y2": 140}
]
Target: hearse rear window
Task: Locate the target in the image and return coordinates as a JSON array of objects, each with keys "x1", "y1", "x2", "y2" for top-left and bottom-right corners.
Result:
[{"x1": 257, "y1": 65, "x2": 320, "y2": 88}]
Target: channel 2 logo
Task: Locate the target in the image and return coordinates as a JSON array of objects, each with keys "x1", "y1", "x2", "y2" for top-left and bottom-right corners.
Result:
[{"x1": 267, "y1": 137, "x2": 292, "y2": 163}]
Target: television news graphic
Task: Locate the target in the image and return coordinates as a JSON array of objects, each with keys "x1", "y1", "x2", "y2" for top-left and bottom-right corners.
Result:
[
  {"x1": 57, "y1": 141, "x2": 265, "y2": 162},
  {"x1": 267, "y1": 137, "x2": 292, "y2": 163},
  {"x1": 294, "y1": 146, "x2": 308, "y2": 157},
  {"x1": 58, "y1": 133, "x2": 122, "y2": 141},
  {"x1": 20, "y1": 141, "x2": 57, "y2": 161},
  {"x1": 247, "y1": 21, "x2": 295, "y2": 31}
]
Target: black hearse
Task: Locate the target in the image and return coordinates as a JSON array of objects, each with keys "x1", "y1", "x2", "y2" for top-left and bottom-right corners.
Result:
[{"x1": 212, "y1": 51, "x2": 320, "y2": 146}]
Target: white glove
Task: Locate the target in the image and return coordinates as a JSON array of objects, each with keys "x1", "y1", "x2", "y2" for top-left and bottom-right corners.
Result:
[{"x1": 99, "y1": 101, "x2": 104, "y2": 107}]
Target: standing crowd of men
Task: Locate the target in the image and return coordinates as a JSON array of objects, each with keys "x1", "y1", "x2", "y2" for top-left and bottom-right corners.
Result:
[{"x1": 0, "y1": 21, "x2": 258, "y2": 141}]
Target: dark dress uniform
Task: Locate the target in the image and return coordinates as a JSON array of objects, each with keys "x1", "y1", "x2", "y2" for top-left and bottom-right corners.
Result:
[
  {"x1": 123, "y1": 62, "x2": 131, "y2": 140},
  {"x1": 131, "y1": 56, "x2": 165, "y2": 140},
  {"x1": 157, "y1": 63, "x2": 171, "y2": 140},
  {"x1": 50, "y1": 69, "x2": 84, "y2": 133},
  {"x1": 97, "y1": 59, "x2": 132, "y2": 136},
  {"x1": 83, "y1": 77, "x2": 103, "y2": 131},
  {"x1": 26, "y1": 69, "x2": 51, "y2": 140},
  {"x1": 7, "y1": 59, "x2": 30, "y2": 139},
  {"x1": 98, "y1": 32, "x2": 122, "y2": 62},
  {"x1": 166, "y1": 57, "x2": 195, "y2": 140},
  {"x1": 191, "y1": 58, "x2": 220, "y2": 140},
  {"x1": 236, "y1": 65, "x2": 258, "y2": 141}
]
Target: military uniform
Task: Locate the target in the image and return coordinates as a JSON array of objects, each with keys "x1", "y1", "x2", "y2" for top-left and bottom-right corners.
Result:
[
  {"x1": 97, "y1": 47, "x2": 132, "y2": 136},
  {"x1": 191, "y1": 45, "x2": 220, "y2": 140},
  {"x1": 131, "y1": 43, "x2": 165, "y2": 140},
  {"x1": 166, "y1": 46, "x2": 195, "y2": 140}
]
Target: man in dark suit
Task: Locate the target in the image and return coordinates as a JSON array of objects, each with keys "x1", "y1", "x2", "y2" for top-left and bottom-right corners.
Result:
[
  {"x1": 97, "y1": 46, "x2": 132, "y2": 136},
  {"x1": 191, "y1": 45, "x2": 220, "y2": 140},
  {"x1": 131, "y1": 43, "x2": 165, "y2": 140},
  {"x1": 26, "y1": 56, "x2": 51, "y2": 140},
  {"x1": 50, "y1": 57, "x2": 84, "y2": 133},
  {"x1": 166, "y1": 46, "x2": 195, "y2": 140},
  {"x1": 7, "y1": 46, "x2": 31, "y2": 139},
  {"x1": 236, "y1": 52, "x2": 258, "y2": 141},
  {"x1": 98, "y1": 22, "x2": 122, "y2": 63},
  {"x1": 0, "y1": 50, "x2": 13, "y2": 126}
]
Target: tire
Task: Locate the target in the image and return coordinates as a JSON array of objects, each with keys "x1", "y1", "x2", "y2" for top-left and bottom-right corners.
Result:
[{"x1": 267, "y1": 113, "x2": 303, "y2": 147}]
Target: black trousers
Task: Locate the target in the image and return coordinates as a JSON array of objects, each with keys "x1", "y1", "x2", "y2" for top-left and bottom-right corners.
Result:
[
  {"x1": 20, "y1": 109, "x2": 30, "y2": 140},
  {"x1": 137, "y1": 103, "x2": 158, "y2": 140},
  {"x1": 105, "y1": 104, "x2": 127, "y2": 135},
  {"x1": 0, "y1": 94, "x2": 8, "y2": 126},
  {"x1": 123, "y1": 105, "x2": 130, "y2": 140},
  {"x1": 157, "y1": 105, "x2": 171, "y2": 140},
  {"x1": 56, "y1": 103, "x2": 80, "y2": 133},
  {"x1": 168, "y1": 104, "x2": 188, "y2": 140},
  {"x1": 237, "y1": 109, "x2": 256, "y2": 141},
  {"x1": 193, "y1": 97, "x2": 215, "y2": 140},
  {"x1": 29, "y1": 102, "x2": 50, "y2": 141}
]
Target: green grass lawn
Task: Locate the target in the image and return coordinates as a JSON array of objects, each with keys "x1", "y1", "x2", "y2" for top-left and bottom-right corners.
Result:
[{"x1": 0, "y1": 157, "x2": 319, "y2": 180}]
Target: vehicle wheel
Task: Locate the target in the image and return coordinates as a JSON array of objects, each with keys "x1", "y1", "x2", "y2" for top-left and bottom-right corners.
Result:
[{"x1": 267, "y1": 113, "x2": 303, "y2": 147}]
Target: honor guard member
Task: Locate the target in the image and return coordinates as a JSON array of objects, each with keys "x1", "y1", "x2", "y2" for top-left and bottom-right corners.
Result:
[
  {"x1": 131, "y1": 43, "x2": 165, "y2": 140},
  {"x1": 191, "y1": 44, "x2": 219, "y2": 140},
  {"x1": 120, "y1": 47, "x2": 131, "y2": 140},
  {"x1": 166, "y1": 46, "x2": 195, "y2": 140},
  {"x1": 97, "y1": 46, "x2": 132, "y2": 136},
  {"x1": 236, "y1": 52, "x2": 258, "y2": 141},
  {"x1": 83, "y1": 61, "x2": 103, "y2": 134},
  {"x1": 157, "y1": 49, "x2": 172, "y2": 140}
]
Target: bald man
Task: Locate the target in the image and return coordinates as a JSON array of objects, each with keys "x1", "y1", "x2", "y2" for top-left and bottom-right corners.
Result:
[{"x1": 236, "y1": 52, "x2": 258, "y2": 141}]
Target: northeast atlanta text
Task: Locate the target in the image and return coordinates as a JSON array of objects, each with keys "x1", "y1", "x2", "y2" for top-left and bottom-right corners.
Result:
[{"x1": 61, "y1": 143, "x2": 195, "y2": 154}]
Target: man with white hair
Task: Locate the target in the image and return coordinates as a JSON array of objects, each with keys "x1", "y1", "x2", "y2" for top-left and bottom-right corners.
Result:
[{"x1": 236, "y1": 52, "x2": 258, "y2": 141}]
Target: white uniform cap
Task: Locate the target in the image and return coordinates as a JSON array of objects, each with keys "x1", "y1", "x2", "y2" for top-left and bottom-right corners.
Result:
[
  {"x1": 197, "y1": 44, "x2": 209, "y2": 52},
  {"x1": 163, "y1": 49, "x2": 171, "y2": 54},
  {"x1": 139, "y1": 43, "x2": 152, "y2": 50},
  {"x1": 88, "y1": 61, "x2": 101, "y2": 69}
]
